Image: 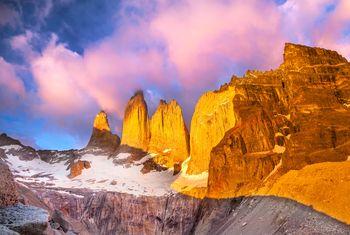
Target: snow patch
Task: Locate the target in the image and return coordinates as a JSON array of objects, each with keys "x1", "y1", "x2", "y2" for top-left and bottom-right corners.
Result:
[
  {"x1": 5, "y1": 152, "x2": 177, "y2": 197},
  {"x1": 114, "y1": 153, "x2": 131, "y2": 160},
  {"x1": 0, "y1": 145, "x2": 22, "y2": 152},
  {"x1": 171, "y1": 157, "x2": 208, "y2": 192}
]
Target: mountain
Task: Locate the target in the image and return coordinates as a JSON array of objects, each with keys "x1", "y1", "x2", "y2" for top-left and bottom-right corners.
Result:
[
  {"x1": 149, "y1": 99, "x2": 189, "y2": 167},
  {"x1": 187, "y1": 85, "x2": 237, "y2": 174},
  {"x1": 0, "y1": 43, "x2": 349, "y2": 234},
  {"x1": 207, "y1": 43, "x2": 350, "y2": 199},
  {"x1": 86, "y1": 111, "x2": 120, "y2": 151},
  {"x1": 121, "y1": 91, "x2": 150, "y2": 151}
]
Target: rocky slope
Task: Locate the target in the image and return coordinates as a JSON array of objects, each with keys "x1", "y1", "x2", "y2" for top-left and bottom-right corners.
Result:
[
  {"x1": 0, "y1": 152, "x2": 51, "y2": 234},
  {"x1": 121, "y1": 91, "x2": 150, "y2": 151},
  {"x1": 193, "y1": 196, "x2": 350, "y2": 235},
  {"x1": 86, "y1": 111, "x2": 120, "y2": 151},
  {"x1": 149, "y1": 100, "x2": 189, "y2": 166},
  {"x1": 0, "y1": 159, "x2": 19, "y2": 206}
]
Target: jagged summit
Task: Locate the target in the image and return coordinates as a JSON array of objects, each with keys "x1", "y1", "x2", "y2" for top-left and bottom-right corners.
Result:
[
  {"x1": 92, "y1": 111, "x2": 110, "y2": 132},
  {"x1": 121, "y1": 90, "x2": 150, "y2": 150},
  {"x1": 149, "y1": 98, "x2": 189, "y2": 165},
  {"x1": 86, "y1": 111, "x2": 120, "y2": 151},
  {"x1": 282, "y1": 42, "x2": 348, "y2": 69}
]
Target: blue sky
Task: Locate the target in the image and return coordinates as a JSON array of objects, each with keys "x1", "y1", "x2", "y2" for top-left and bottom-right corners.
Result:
[{"x1": 0, "y1": 0, "x2": 349, "y2": 150}]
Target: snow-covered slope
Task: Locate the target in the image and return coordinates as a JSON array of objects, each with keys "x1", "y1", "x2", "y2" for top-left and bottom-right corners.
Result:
[{"x1": 0, "y1": 144, "x2": 178, "y2": 196}]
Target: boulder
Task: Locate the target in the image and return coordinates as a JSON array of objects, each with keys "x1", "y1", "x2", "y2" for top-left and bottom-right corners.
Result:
[{"x1": 69, "y1": 160, "x2": 91, "y2": 178}]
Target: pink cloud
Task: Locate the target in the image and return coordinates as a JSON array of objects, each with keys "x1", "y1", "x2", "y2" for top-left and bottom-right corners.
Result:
[
  {"x1": 0, "y1": 57, "x2": 26, "y2": 111},
  {"x1": 151, "y1": 0, "x2": 285, "y2": 87},
  {"x1": 6, "y1": 0, "x2": 350, "y2": 140},
  {"x1": 314, "y1": 0, "x2": 350, "y2": 58}
]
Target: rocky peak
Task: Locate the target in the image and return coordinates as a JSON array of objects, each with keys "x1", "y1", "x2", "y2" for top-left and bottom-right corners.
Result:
[
  {"x1": 93, "y1": 111, "x2": 110, "y2": 132},
  {"x1": 282, "y1": 43, "x2": 348, "y2": 70},
  {"x1": 149, "y1": 99, "x2": 189, "y2": 165},
  {"x1": 206, "y1": 43, "x2": 350, "y2": 199},
  {"x1": 121, "y1": 90, "x2": 150, "y2": 151},
  {"x1": 0, "y1": 133, "x2": 22, "y2": 147},
  {"x1": 86, "y1": 111, "x2": 120, "y2": 151}
]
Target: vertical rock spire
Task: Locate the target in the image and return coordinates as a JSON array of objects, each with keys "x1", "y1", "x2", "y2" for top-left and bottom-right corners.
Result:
[
  {"x1": 86, "y1": 111, "x2": 120, "y2": 151},
  {"x1": 121, "y1": 91, "x2": 150, "y2": 150},
  {"x1": 149, "y1": 99, "x2": 189, "y2": 164}
]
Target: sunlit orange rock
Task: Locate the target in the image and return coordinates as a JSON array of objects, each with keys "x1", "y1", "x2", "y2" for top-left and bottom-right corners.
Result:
[
  {"x1": 87, "y1": 111, "x2": 120, "y2": 151},
  {"x1": 187, "y1": 86, "x2": 237, "y2": 174},
  {"x1": 259, "y1": 161, "x2": 350, "y2": 224},
  {"x1": 149, "y1": 99, "x2": 189, "y2": 166},
  {"x1": 121, "y1": 91, "x2": 150, "y2": 151},
  {"x1": 69, "y1": 160, "x2": 91, "y2": 178},
  {"x1": 206, "y1": 43, "x2": 350, "y2": 199}
]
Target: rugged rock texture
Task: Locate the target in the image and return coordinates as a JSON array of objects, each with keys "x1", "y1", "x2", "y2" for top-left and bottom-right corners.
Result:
[
  {"x1": 208, "y1": 105, "x2": 282, "y2": 198},
  {"x1": 69, "y1": 160, "x2": 91, "y2": 178},
  {"x1": 207, "y1": 43, "x2": 350, "y2": 199},
  {"x1": 188, "y1": 86, "x2": 237, "y2": 174},
  {"x1": 0, "y1": 204, "x2": 49, "y2": 235},
  {"x1": 0, "y1": 160, "x2": 18, "y2": 207},
  {"x1": 193, "y1": 196, "x2": 350, "y2": 235},
  {"x1": 149, "y1": 100, "x2": 189, "y2": 166},
  {"x1": 121, "y1": 91, "x2": 150, "y2": 151},
  {"x1": 86, "y1": 111, "x2": 120, "y2": 151},
  {"x1": 32, "y1": 189, "x2": 201, "y2": 235}
]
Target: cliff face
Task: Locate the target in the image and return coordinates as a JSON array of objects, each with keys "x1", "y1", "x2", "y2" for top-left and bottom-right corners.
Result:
[
  {"x1": 187, "y1": 86, "x2": 237, "y2": 174},
  {"x1": 149, "y1": 100, "x2": 189, "y2": 165},
  {"x1": 86, "y1": 111, "x2": 120, "y2": 151},
  {"x1": 207, "y1": 43, "x2": 350, "y2": 198},
  {"x1": 121, "y1": 91, "x2": 150, "y2": 151},
  {"x1": 32, "y1": 189, "x2": 201, "y2": 235},
  {"x1": 0, "y1": 159, "x2": 18, "y2": 207}
]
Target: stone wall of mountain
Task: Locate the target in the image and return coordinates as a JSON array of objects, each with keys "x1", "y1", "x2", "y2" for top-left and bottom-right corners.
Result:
[
  {"x1": 187, "y1": 86, "x2": 237, "y2": 174},
  {"x1": 0, "y1": 159, "x2": 18, "y2": 207},
  {"x1": 121, "y1": 91, "x2": 189, "y2": 166},
  {"x1": 206, "y1": 43, "x2": 350, "y2": 198},
  {"x1": 149, "y1": 100, "x2": 189, "y2": 165}
]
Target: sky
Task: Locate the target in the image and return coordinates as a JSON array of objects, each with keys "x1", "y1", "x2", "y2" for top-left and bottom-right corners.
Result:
[{"x1": 0, "y1": 0, "x2": 350, "y2": 150}]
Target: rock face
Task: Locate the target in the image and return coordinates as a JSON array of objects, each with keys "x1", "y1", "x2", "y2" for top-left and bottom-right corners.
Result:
[
  {"x1": 207, "y1": 43, "x2": 350, "y2": 198},
  {"x1": 187, "y1": 86, "x2": 237, "y2": 174},
  {"x1": 0, "y1": 204, "x2": 49, "y2": 235},
  {"x1": 32, "y1": 189, "x2": 201, "y2": 235},
  {"x1": 149, "y1": 100, "x2": 189, "y2": 165},
  {"x1": 30, "y1": 187, "x2": 350, "y2": 235},
  {"x1": 86, "y1": 111, "x2": 120, "y2": 151},
  {"x1": 193, "y1": 196, "x2": 350, "y2": 235},
  {"x1": 0, "y1": 160, "x2": 18, "y2": 207},
  {"x1": 69, "y1": 160, "x2": 91, "y2": 178},
  {"x1": 121, "y1": 91, "x2": 150, "y2": 151}
]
